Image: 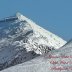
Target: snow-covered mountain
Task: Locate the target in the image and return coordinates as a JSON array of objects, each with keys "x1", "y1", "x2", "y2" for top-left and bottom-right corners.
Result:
[
  {"x1": 0, "y1": 13, "x2": 66, "y2": 71},
  {"x1": 1, "y1": 39, "x2": 72, "y2": 72}
]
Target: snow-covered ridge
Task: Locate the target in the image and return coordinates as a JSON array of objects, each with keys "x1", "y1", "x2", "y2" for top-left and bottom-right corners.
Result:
[
  {"x1": 0, "y1": 12, "x2": 67, "y2": 55},
  {"x1": 16, "y1": 13, "x2": 66, "y2": 49},
  {"x1": 1, "y1": 40, "x2": 72, "y2": 72},
  {"x1": 0, "y1": 13, "x2": 66, "y2": 71}
]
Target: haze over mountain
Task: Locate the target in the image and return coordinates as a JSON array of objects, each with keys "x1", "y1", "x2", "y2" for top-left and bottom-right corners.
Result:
[{"x1": 0, "y1": 13, "x2": 66, "y2": 71}]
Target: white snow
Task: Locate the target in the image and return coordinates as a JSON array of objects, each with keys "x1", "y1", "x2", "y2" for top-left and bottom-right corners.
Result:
[
  {"x1": 16, "y1": 12, "x2": 66, "y2": 49},
  {"x1": 0, "y1": 13, "x2": 67, "y2": 71},
  {"x1": 1, "y1": 40, "x2": 72, "y2": 72}
]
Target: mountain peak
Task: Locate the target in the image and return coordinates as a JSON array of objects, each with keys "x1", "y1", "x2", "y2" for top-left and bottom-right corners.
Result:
[
  {"x1": 0, "y1": 13, "x2": 67, "y2": 70},
  {"x1": 16, "y1": 12, "x2": 28, "y2": 21}
]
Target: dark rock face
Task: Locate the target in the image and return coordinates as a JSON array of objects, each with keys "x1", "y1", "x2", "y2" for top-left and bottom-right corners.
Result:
[{"x1": 0, "y1": 50, "x2": 40, "y2": 71}]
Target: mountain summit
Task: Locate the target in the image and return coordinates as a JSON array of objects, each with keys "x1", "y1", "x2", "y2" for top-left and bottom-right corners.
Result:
[
  {"x1": 0, "y1": 13, "x2": 66, "y2": 70},
  {"x1": 17, "y1": 12, "x2": 66, "y2": 48}
]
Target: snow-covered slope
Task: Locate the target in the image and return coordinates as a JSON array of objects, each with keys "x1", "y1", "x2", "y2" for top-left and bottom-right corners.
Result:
[
  {"x1": 0, "y1": 13, "x2": 66, "y2": 70},
  {"x1": 1, "y1": 40, "x2": 72, "y2": 72},
  {"x1": 16, "y1": 13, "x2": 66, "y2": 49}
]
